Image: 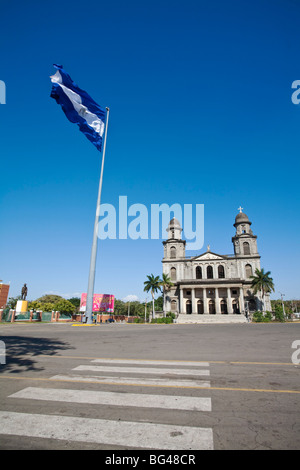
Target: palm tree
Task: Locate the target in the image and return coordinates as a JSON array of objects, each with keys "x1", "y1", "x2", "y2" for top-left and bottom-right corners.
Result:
[
  {"x1": 143, "y1": 274, "x2": 162, "y2": 320},
  {"x1": 250, "y1": 268, "x2": 275, "y2": 312},
  {"x1": 160, "y1": 273, "x2": 174, "y2": 317}
]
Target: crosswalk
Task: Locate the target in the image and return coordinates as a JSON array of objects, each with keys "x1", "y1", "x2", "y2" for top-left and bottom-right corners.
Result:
[{"x1": 1, "y1": 358, "x2": 214, "y2": 450}]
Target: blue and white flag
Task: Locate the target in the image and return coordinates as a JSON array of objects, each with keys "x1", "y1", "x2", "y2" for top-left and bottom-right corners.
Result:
[{"x1": 50, "y1": 64, "x2": 106, "y2": 151}]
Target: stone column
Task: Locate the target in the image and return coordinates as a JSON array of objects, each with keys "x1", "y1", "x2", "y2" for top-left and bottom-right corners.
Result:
[
  {"x1": 203, "y1": 288, "x2": 208, "y2": 314},
  {"x1": 215, "y1": 288, "x2": 221, "y2": 314},
  {"x1": 239, "y1": 287, "x2": 245, "y2": 314},
  {"x1": 227, "y1": 287, "x2": 233, "y2": 314},
  {"x1": 180, "y1": 288, "x2": 184, "y2": 314},
  {"x1": 191, "y1": 288, "x2": 196, "y2": 314}
]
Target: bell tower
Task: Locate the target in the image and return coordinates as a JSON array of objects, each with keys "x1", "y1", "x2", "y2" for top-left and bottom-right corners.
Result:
[
  {"x1": 232, "y1": 207, "x2": 258, "y2": 256},
  {"x1": 162, "y1": 218, "x2": 186, "y2": 260}
]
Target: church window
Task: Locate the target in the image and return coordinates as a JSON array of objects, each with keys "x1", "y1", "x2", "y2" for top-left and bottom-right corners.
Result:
[
  {"x1": 170, "y1": 267, "x2": 176, "y2": 281},
  {"x1": 243, "y1": 242, "x2": 250, "y2": 255},
  {"x1": 207, "y1": 265, "x2": 213, "y2": 279},
  {"x1": 170, "y1": 246, "x2": 176, "y2": 259},
  {"x1": 196, "y1": 266, "x2": 202, "y2": 279},
  {"x1": 245, "y1": 264, "x2": 253, "y2": 278},
  {"x1": 186, "y1": 290, "x2": 191, "y2": 296},
  {"x1": 218, "y1": 265, "x2": 225, "y2": 279}
]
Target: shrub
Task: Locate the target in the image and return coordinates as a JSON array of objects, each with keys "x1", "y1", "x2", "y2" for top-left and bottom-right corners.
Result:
[
  {"x1": 274, "y1": 304, "x2": 285, "y2": 322},
  {"x1": 252, "y1": 311, "x2": 272, "y2": 323},
  {"x1": 264, "y1": 311, "x2": 273, "y2": 322},
  {"x1": 166, "y1": 312, "x2": 176, "y2": 320},
  {"x1": 252, "y1": 311, "x2": 264, "y2": 322},
  {"x1": 151, "y1": 316, "x2": 173, "y2": 324}
]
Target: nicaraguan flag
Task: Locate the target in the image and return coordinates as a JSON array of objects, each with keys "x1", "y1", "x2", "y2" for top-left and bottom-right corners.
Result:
[{"x1": 50, "y1": 64, "x2": 106, "y2": 151}]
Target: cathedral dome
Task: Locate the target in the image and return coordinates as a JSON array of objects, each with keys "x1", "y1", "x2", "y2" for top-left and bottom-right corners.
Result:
[
  {"x1": 169, "y1": 218, "x2": 181, "y2": 228},
  {"x1": 235, "y1": 212, "x2": 249, "y2": 223}
]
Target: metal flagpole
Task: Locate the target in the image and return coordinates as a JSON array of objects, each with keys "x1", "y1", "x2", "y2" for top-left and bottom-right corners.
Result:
[{"x1": 85, "y1": 107, "x2": 110, "y2": 324}]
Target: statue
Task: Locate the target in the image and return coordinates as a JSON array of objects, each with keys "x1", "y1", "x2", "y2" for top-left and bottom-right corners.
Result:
[{"x1": 21, "y1": 284, "x2": 28, "y2": 301}]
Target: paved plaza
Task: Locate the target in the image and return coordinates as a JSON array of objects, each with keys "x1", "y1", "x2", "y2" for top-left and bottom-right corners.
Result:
[{"x1": 0, "y1": 321, "x2": 299, "y2": 450}]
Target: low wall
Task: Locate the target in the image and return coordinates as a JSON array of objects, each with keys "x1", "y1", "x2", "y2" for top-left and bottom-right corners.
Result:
[{"x1": 0, "y1": 309, "x2": 139, "y2": 324}]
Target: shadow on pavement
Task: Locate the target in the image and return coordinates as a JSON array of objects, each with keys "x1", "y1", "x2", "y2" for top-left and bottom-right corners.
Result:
[{"x1": 0, "y1": 336, "x2": 74, "y2": 373}]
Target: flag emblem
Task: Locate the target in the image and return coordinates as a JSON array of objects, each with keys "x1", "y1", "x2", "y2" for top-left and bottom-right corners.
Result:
[{"x1": 50, "y1": 64, "x2": 106, "y2": 151}]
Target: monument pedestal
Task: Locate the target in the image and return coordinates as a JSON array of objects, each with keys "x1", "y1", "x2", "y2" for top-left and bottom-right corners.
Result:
[{"x1": 16, "y1": 300, "x2": 28, "y2": 313}]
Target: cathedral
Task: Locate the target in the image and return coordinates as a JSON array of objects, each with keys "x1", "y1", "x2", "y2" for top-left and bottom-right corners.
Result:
[{"x1": 162, "y1": 209, "x2": 271, "y2": 322}]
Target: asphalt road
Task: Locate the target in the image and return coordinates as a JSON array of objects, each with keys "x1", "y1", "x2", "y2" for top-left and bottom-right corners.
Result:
[{"x1": 0, "y1": 321, "x2": 299, "y2": 451}]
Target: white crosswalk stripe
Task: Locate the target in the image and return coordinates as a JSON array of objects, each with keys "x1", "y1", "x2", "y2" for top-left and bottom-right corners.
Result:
[
  {"x1": 49, "y1": 373, "x2": 211, "y2": 388},
  {"x1": 0, "y1": 411, "x2": 213, "y2": 450},
  {"x1": 2, "y1": 358, "x2": 214, "y2": 450},
  {"x1": 91, "y1": 358, "x2": 210, "y2": 367},
  {"x1": 9, "y1": 387, "x2": 212, "y2": 411},
  {"x1": 72, "y1": 364, "x2": 210, "y2": 376}
]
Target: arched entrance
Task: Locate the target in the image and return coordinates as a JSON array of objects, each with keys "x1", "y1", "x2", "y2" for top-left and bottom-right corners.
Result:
[
  {"x1": 232, "y1": 300, "x2": 240, "y2": 314},
  {"x1": 186, "y1": 300, "x2": 192, "y2": 315},
  {"x1": 209, "y1": 300, "x2": 216, "y2": 315},
  {"x1": 197, "y1": 300, "x2": 204, "y2": 314},
  {"x1": 220, "y1": 300, "x2": 228, "y2": 314}
]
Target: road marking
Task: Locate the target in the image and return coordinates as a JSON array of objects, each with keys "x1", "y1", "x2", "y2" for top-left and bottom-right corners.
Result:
[
  {"x1": 0, "y1": 411, "x2": 213, "y2": 450},
  {"x1": 1, "y1": 375, "x2": 299, "y2": 394},
  {"x1": 91, "y1": 358, "x2": 210, "y2": 367},
  {"x1": 33, "y1": 355, "x2": 298, "y2": 367},
  {"x1": 9, "y1": 387, "x2": 212, "y2": 412},
  {"x1": 50, "y1": 374, "x2": 211, "y2": 388},
  {"x1": 73, "y1": 365, "x2": 210, "y2": 376}
]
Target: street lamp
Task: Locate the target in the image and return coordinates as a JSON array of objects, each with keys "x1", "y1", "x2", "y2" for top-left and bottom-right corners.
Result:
[
  {"x1": 145, "y1": 298, "x2": 148, "y2": 323},
  {"x1": 279, "y1": 292, "x2": 286, "y2": 320}
]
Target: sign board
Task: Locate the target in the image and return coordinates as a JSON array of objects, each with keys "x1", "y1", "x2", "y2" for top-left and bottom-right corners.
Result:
[{"x1": 80, "y1": 294, "x2": 114, "y2": 313}]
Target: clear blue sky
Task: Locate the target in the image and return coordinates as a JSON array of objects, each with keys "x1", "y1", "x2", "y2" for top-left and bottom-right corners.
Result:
[{"x1": 1, "y1": 0, "x2": 299, "y2": 302}]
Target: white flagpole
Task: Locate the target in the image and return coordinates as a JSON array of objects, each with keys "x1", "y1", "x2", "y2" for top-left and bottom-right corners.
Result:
[{"x1": 85, "y1": 107, "x2": 110, "y2": 324}]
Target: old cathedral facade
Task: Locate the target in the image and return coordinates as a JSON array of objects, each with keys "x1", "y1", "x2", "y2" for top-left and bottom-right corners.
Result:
[{"x1": 162, "y1": 209, "x2": 271, "y2": 320}]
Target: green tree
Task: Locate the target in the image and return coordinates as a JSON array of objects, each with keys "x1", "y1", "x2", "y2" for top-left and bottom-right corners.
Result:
[
  {"x1": 36, "y1": 294, "x2": 64, "y2": 304},
  {"x1": 143, "y1": 274, "x2": 162, "y2": 320},
  {"x1": 274, "y1": 304, "x2": 285, "y2": 322},
  {"x1": 53, "y1": 299, "x2": 76, "y2": 315},
  {"x1": 114, "y1": 299, "x2": 127, "y2": 316},
  {"x1": 250, "y1": 268, "x2": 275, "y2": 312},
  {"x1": 154, "y1": 295, "x2": 163, "y2": 311},
  {"x1": 6, "y1": 296, "x2": 21, "y2": 309},
  {"x1": 67, "y1": 297, "x2": 81, "y2": 310},
  {"x1": 160, "y1": 273, "x2": 174, "y2": 317}
]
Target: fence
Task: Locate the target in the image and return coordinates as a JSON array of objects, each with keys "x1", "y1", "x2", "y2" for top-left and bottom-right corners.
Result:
[
  {"x1": 0, "y1": 309, "x2": 73, "y2": 323},
  {"x1": 0, "y1": 309, "x2": 133, "y2": 324}
]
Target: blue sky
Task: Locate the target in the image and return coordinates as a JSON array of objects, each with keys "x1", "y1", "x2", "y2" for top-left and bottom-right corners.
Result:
[{"x1": 0, "y1": 0, "x2": 299, "y2": 302}]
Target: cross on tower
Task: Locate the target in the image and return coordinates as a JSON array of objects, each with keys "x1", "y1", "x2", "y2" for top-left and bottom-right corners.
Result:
[{"x1": 238, "y1": 206, "x2": 243, "y2": 213}]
